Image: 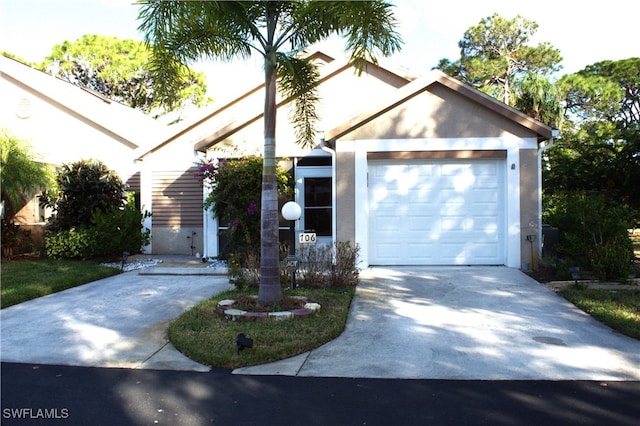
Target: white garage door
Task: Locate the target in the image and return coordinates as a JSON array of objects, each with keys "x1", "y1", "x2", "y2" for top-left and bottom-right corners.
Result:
[{"x1": 368, "y1": 159, "x2": 505, "y2": 265}]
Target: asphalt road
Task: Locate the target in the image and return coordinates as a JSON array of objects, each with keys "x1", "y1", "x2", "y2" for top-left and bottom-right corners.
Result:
[{"x1": 2, "y1": 362, "x2": 639, "y2": 425}]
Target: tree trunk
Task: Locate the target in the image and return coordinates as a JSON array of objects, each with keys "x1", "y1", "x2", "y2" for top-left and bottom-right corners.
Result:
[{"x1": 257, "y1": 49, "x2": 283, "y2": 306}]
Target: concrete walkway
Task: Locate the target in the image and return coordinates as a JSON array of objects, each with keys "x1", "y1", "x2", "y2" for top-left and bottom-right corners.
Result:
[
  {"x1": 0, "y1": 266, "x2": 231, "y2": 371},
  {"x1": 235, "y1": 267, "x2": 640, "y2": 380}
]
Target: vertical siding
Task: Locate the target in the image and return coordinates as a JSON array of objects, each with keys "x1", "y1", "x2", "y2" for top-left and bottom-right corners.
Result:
[{"x1": 152, "y1": 168, "x2": 203, "y2": 227}]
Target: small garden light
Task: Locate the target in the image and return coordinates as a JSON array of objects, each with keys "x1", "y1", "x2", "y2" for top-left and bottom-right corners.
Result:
[
  {"x1": 121, "y1": 251, "x2": 130, "y2": 271},
  {"x1": 236, "y1": 333, "x2": 253, "y2": 354}
]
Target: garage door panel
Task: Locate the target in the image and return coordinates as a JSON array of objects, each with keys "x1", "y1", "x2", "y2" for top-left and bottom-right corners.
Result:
[
  {"x1": 440, "y1": 244, "x2": 500, "y2": 264},
  {"x1": 369, "y1": 159, "x2": 505, "y2": 265}
]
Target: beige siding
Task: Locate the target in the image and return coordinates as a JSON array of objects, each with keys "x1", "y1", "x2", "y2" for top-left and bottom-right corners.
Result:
[
  {"x1": 152, "y1": 169, "x2": 203, "y2": 227},
  {"x1": 336, "y1": 148, "x2": 356, "y2": 243},
  {"x1": 345, "y1": 84, "x2": 539, "y2": 141},
  {"x1": 519, "y1": 149, "x2": 539, "y2": 269}
]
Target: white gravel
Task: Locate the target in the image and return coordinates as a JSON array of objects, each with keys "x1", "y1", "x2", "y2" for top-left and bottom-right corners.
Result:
[{"x1": 101, "y1": 258, "x2": 228, "y2": 272}]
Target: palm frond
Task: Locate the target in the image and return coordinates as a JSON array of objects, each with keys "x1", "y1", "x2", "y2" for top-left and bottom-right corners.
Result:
[
  {"x1": 137, "y1": 1, "x2": 259, "y2": 105},
  {"x1": 277, "y1": 54, "x2": 320, "y2": 148}
]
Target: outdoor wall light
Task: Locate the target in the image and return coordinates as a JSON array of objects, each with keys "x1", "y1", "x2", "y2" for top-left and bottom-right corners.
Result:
[{"x1": 236, "y1": 333, "x2": 253, "y2": 354}]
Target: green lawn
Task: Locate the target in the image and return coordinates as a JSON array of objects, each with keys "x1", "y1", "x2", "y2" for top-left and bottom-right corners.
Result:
[
  {"x1": 560, "y1": 287, "x2": 640, "y2": 339},
  {"x1": 168, "y1": 287, "x2": 354, "y2": 369},
  {"x1": 0, "y1": 258, "x2": 121, "y2": 309}
]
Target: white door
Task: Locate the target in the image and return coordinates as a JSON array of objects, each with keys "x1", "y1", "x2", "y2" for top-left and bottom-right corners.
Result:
[{"x1": 368, "y1": 159, "x2": 505, "y2": 265}]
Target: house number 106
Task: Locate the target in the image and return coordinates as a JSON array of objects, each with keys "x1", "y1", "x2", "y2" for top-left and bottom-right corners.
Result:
[{"x1": 298, "y1": 233, "x2": 317, "y2": 244}]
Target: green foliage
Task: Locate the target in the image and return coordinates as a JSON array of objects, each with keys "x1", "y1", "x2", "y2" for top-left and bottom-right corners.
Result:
[
  {"x1": 514, "y1": 74, "x2": 563, "y2": 127},
  {"x1": 547, "y1": 58, "x2": 640, "y2": 218},
  {"x1": 578, "y1": 58, "x2": 640, "y2": 130},
  {"x1": 41, "y1": 159, "x2": 126, "y2": 232},
  {"x1": 39, "y1": 34, "x2": 209, "y2": 115},
  {"x1": 90, "y1": 193, "x2": 152, "y2": 256},
  {"x1": 544, "y1": 191, "x2": 634, "y2": 281},
  {"x1": 439, "y1": 13, "x2": 562, "y2": 106},
  {"x1": 0, "y1": 129, "x2": 55, "y2": 221},
  {"x1": 45, "y1": 194, "x2": 150, "y2": 260},
  {"x1": 42, "y1": 161, "x2": 150, "y2": 259},
  {"x1": 44, "y1": 226, "x2": 97, "y2": 259},
  {"x1": 197, "y1": 156, "x2": 292, "y2": 258}
]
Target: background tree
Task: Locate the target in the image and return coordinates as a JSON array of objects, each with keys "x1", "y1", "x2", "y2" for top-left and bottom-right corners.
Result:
[
  {"x1": 436, "y1": 13, "x2": 562, "y2": 107},
  {"x1": 39, "y1": 34, "x2": 209, "y2": 115},
  {"x1": 547, "y1": 58, "x2": 640, "y2": 218},
  {"x1": 139, "y1": 0, "x2": 402, "y2": 305},
  {"x1": 514, "y1": 74, "x2": 563, "y2": 128},
  {"x1": 0, "y1": 129, "x2": 54, "y2": 222}
]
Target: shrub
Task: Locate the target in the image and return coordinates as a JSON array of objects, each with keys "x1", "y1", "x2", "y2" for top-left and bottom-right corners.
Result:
[
  {"x1": 41, "y1": 159, "x2": 126, "y2": 232},
  {"x1": 545, "y1": 190, "x2": 634, "y2": 281},
  {"x1": 90, "y1": 193, "x2": 151, "y2": 257},
  {"x1": 227, "y1": 250, "x2": 261, "y2": 291},
  {"x1": 45, "y1": 226, "x2": 97, "y2": 259},
  {"x1": 195, "y1": 156, "x2": 292, "y2": 259},
  {"x1": 45, "y1": 194, "x2": 150, "y2": 259},
  {"x1": 226, "y1": 241, "x2": 360, "y2": 290}
]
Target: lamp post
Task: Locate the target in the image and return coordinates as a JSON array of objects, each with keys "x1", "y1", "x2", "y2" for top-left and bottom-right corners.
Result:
[{"x1": 281, "y1": 201, "x2": 301, "y2": 289}]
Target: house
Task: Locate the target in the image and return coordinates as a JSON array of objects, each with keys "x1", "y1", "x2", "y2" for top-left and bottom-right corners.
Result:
[
  {"x1": 139, "y1": 52, "x2": 555, "y2": 269},
  {"x1": 0, "y1": 55, "x2": 162, "y2": 243}
]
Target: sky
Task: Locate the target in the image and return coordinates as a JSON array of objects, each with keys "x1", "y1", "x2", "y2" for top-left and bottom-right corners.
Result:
[{"x1": 1, "y1": 0, "x2": 639, "y2": 87}]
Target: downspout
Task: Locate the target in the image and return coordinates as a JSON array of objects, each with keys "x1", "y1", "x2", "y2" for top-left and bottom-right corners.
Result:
[
  {"x1": 537, "y1": 129, "x2": 560, "y2": 259},
  {"x1": 320, "y1": 137, "x2": 338, "y2": 258}
]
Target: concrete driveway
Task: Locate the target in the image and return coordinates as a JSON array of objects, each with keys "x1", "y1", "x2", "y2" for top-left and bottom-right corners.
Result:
[
  {"x1": 2, "y1": 264, "x2": 639, "y2": 380},
  {"x1": 0, "y1": 268, "x2": 231, "y2": 371},
  {"x1": 235, "y1": 267, "x2": 640, "y2": 380}
]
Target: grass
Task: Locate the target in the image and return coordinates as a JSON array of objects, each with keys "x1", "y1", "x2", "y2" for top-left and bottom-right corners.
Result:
[
  {"x1": 168, "y1": 287, "x2": 354, "y2": 369},
  {"x1": 0, "y1": 258, "x2": 121, "y2": 309},
  {"x1": 561, "y1": 287, "x2": 640, "y2": 339}
]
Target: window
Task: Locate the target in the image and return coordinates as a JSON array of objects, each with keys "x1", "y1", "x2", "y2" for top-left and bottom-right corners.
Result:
[{"x1": 304, "y1": 177, "x2": 332, "y2": 236}]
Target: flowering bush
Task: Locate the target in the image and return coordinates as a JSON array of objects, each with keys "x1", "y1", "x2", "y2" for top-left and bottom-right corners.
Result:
[{"x1": 195, "y1": 155, "x2": 292, "y2": 260}]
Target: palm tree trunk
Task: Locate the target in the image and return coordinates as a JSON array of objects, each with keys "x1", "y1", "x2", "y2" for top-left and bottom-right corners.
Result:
[{"x1": 257, "y1": 49, "x2": 283, "y2": 306}]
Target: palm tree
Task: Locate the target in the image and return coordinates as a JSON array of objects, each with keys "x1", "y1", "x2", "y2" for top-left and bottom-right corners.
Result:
[
  {"x1": 138, "y1": 0, "x2": 402, "y2": 305},
  {"x1": 0, "y1": 130, "x2": 54, "y2": 222}
]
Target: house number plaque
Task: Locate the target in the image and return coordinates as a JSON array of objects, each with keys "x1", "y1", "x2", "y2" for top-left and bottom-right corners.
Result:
[{"x1": 298, "y1": 233, "x2": 317, "y2": 244}]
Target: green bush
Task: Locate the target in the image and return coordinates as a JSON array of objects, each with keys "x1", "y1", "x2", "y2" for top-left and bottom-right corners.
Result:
[
  {"x1": 41, "y1": 159, "x2": 126, "y2": 232},
  {"x1": 545, "y1": 190, "x2": 634, "y2": 281},
  {"x1": 196, "y1": 156, "x2": 292, "y2": 259},
  {"x1": 45, "y1": 194, "x2": 150, "y2": 259},
  {"x1": 91, "y1": 194, "x2": 151, "y2": 257},
  {"x1": 45, "y1": 226, "x2": 97, "y2": 259}
]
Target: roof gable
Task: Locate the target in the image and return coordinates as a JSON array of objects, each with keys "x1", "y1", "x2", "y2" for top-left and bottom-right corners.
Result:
[
  {"x1": 135, "y1": 52, "x2": 416, "y2": 159},
  {"x1": 0, "y1": 56, "x2": 162, "y2": 150},
  {"x1": 325, "y1": 70, "x2": 554, "y2": 142}
]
